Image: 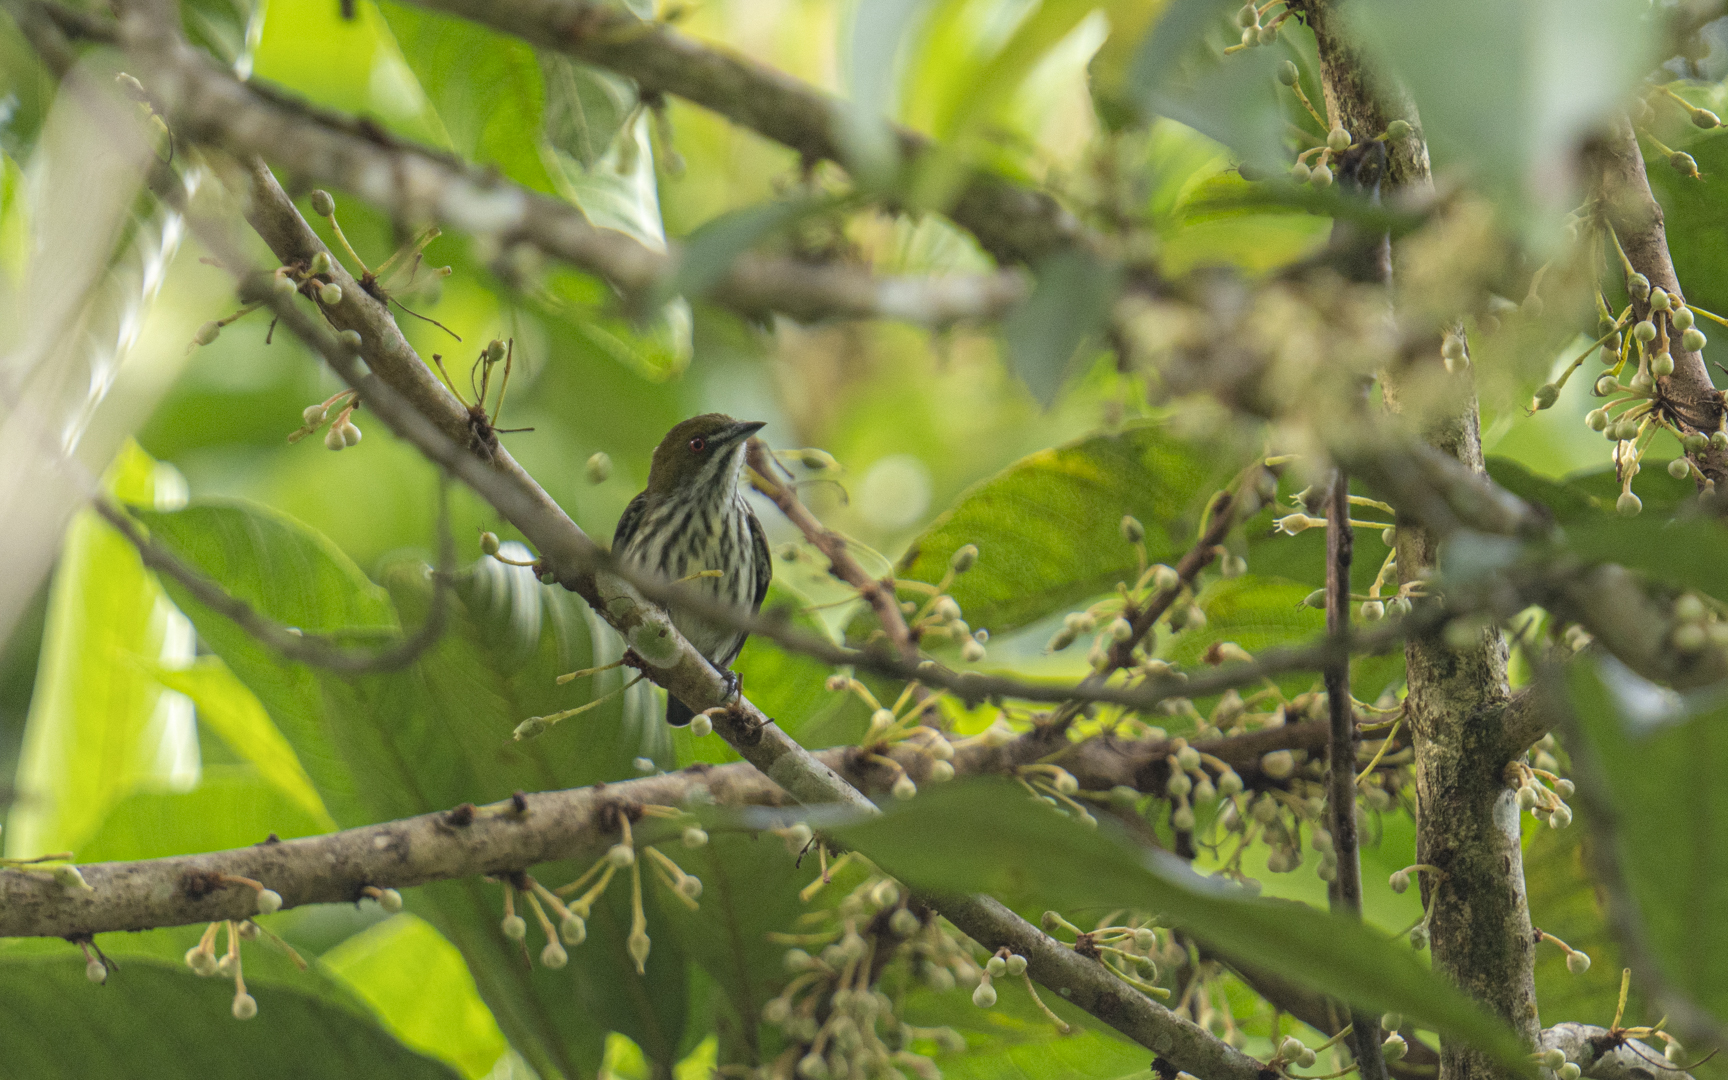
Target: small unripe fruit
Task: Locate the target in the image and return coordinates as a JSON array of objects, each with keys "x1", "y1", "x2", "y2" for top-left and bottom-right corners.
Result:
[
  {"x1": 256, "y1": 888, "x2": 283, "y2": 914},
  {"x1": 1256, "y1": 23, "x2": 1276, "y2": 43},
  {"x1": 233, "y1": 992, "x2": 258, "y2": 1020},
  {"x1": 502, "y1": 914, "x2": 527, "y2": 940},
  {"x1": 309, "y1": 251, "x2": 333, "y2": 275},
  {"x1": 1386, "y1": 119, "x2": 1411, "y2": 140},
  {"x1": 682, "y1": 826, "x2": 708, "y2": 848},
  {"x1": 1442, "y1": 334, "x2": 1467, "y2": 360},
  {"x1": 318, "y1": 282, "x2": 343, "y2": 306},
  {"x1": 985, "y1": 955, "x2": 1007, "y2": 977},
  {"x1": 1261, "y1": 749, "x2": 1295, "y2": 778},
  {"x1": 1665, "y1": 1042, "x2": 1685, "y2": 1065},
  {"x1": 585, "y1": 452, "x2": 611, "y2": 484},
  {"x1": 1594, "y1": 374, "x2": 1618, "y2": 396},
  {"x1": 1672, "y1": 151, "x2": 1701, "y2": 178},
  {"x1": 1327, "y1": 127, "x2": 1351, "y2": 152},
  {"x1": 1542, "y1": 1049, "x2": 1567, "y2": 1070},
  {"x1": 1566, "y1": 950, "x2": 1591, "y2": 974},
  {"x1": 1389, "y1": 868, "x2": 1410, "y2": 893},
  {"x1": 1617, "y1": 490, "x2": 1642, "y2": 516},
  {"x1": 87, "y1": 958, "x2": 107, "y2": 984},
  {"x1": 1383, "y1": 1013, "x2": 1402, "y2": 1032},
  {"x1": 1684, "y1": 327, "x2": 1707, "y2": 352},
  {"x1": 541, "y1": 941, "x2": 569, "y2": 969},
  {"x1": 1633, "y1": 319, "x2": 1657, "y2": 342},
  {"x1": 951, "y1": 543, "x2": 979, "y2": 572},
  {"x1": 972, "y1": 981, "x2": 997, "y2": 1008},
  {"x1": 1654, "y1": 351, "x2": 1676, "y2": 377},
  {"x1": 1277, "y1": 60, "x2": 1299, "y2": 86},
  {"x1": 1586, "y1": 408, "x2": 1608, "y2": 431},
  {"x1": 1602, "y1": 332, "x2": 1622, "y2": 356},
  {"x1": 1651, "y1": 287, "x2": 1672, "y2": 312},
  {"x1": 1674, "y1": 305, "x2": 1696, "y2": 329},
  {"x1": 1670, "y1": 457, "x2": 1692, "y2": 479},
  {"x1": 273, "y1": 274, "x2": 298, "y2": 297},
  {"x1": 310, "y1": 189, "x2": 336, "y2": 216},
  {"x1": 1236, "y1": 2, "x2": 1257, "y2": 27},
  {"x1": 1310, "y1": 162, "x2": 1333, "y2": 188},
  {"x1": 1532, "y1": 383, "x2": 1559, "y2": 410},
  {"x1": 341, "y1": 422, "x2": 362, "y2": 447},
  {"x1": 607, "y1": 844, "x2": 635, "y2": 868},
  {"x1": 1559, "y1": 1064, "x2": 1582, "y2": 1080},
  {"x1": 378, "y1": 888, "x2": 403, "y2": 913},
  {"x1": 303, "y1": 404, "x2": 328, "y2": 426},
  {"x1": 480, "y1": 532, "x2": 501, "y2": 556},
  {"x1": 1628, "y1": 272, "x2": 1651, "y2": 300},
  {"x1": 1290, "y1": 161, "x2": 1311, "y2": 183},
  {"x1": 1517, "y1": 785, "x2": 1538, "y2": 809},
  {"x1": 324, "y1": 425, "x2": 346, "y2": 451},
  {"x1": 689, "y1": 712, "x2": 713, "y2": 737},
  {"x1": 1304, "y1": 589, "x2": 1326, "y2": 609},
  {"x1": 892, "y1": 774, "x2": 917, "y2": 800},
  {"x1": 1630, "y1": 368, "x2": 1655, "y2": 393},
  {"x1": 1005, "y1": 953, "x2": 1027, "y2": 976}
]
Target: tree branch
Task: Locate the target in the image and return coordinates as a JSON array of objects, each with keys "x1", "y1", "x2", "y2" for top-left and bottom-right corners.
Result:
[
  {"x1": 89, "y1": 9, "x2": 1025, "y2": 327},
  {"x1": 392, "y1": 0, "x2": 1094, "y2": 268}
]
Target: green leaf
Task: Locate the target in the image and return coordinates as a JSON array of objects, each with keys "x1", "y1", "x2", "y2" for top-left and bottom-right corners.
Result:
[
  {"x1": 835, "y1": 780, "x2": 1532, "y2": 1070},
  {"x1": 6, "y1": 449, "x2": 198, "y2": 857},
  {"x1": 1568, "y1": 659, "x2": 1728, "y2": 1022},
  {"x1": 1527, "y1": 513, "x2": 1728, "y2": 606},
  {"x1": 153, "y1": 657, "x2": 333, "y2": 829},
  {"x1": 0, "y1": 952, "x2": 462, "y2": 1080},
  {"x1": 1483, "y1": 457, "x2": 1601, "y2": 523},
  {"x1": 541, "y1": 54, "x2": 638, "y2": 171},
  {"x1": 1003, "y1": 250, "x2": 1123, "y2": 406},
  {"x1": 662, "y1": 196, "x2": 830, "y2": 307},
  {"x1": 324, "y1": 914, "x2": 512, "y2": 1079},
  {"x1": 376, "y1": 1, "x2": 559, "y2": 194},
  {"x1": 77, "y1": 765, "x2": 328, "y2": 863},
  {"x1": 897, "y1": 424, "x2": 1227, "y2": 633}
]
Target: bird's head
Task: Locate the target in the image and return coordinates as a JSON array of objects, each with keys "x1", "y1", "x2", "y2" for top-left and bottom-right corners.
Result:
[{"x1": 645, "y1": 413, "x2": 766, "y2": 497}]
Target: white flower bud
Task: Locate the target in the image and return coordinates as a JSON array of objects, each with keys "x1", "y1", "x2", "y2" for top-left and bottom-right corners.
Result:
[
  {"x1": 232, "y1": 992, "x2": 258, "y2": 1020},
  {"x1": 971, "y1": 980, "x2": 997, "y2": 1008},
  {"x1": 86, "y1": 958, "x2": 107, "y2": 984},
  {"x1": 607, "y1": 844, "x2": 635, "y2": 868},
  {"x1": 1566, "y1": 950, "x2": 1590, "y2": 974},
  {"x1": 541, "y1": 941, "x2": 569, "y2": 969},
  {"x1": 255, "y1": 888, "x2": 283, "y2": 914},
  {"x1": 501, "y1": 914, "x2": 527, "y2": 940},
  {"x1": 892, "y1": 774, "x2": 918, "y2": 800},
  {"x1": 682, "y1": 826, "x2": 708, "y2": 848},
  {"x1": 1389, "y1": 869, "x2": 1410, "y2": 893},
  {"x1": 1260, "y1": 750, "x2": 1295, "y2": 778},
  {"x1": 689, "y1": 713, "x2": 714, "y2": 737}
]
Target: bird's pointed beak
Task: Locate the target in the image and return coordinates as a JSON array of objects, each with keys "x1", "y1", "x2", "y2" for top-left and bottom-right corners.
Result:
[{"x1": 723, "y1": 420, "x2": 767, "y2": 445}]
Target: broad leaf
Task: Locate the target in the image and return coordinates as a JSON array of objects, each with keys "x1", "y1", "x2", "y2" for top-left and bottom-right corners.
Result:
[
  {"x1": 1003, "y1": 249, "x2": 1122, "y2": 406},
  {"x1": 1568, "y1": 659, "x2": 1728, "y2": 1024},
  {"x1": 897, "y1": 424, "x2": 1227, "y2": 633},
  {"x1": 835, "y1": 781, "x2": 1531, "y2": 1069},
  {"x1": 0, "y1": 952, "x2": 461, "y2": 1080},
  {"x1": 77, "y1": 765, "x2": 328, "y2": 863}
]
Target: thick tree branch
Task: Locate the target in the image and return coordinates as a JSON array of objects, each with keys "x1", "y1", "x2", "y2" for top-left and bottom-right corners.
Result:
[{"x1": 392, "y1": 0, "x2": 1094, "y2": 268}]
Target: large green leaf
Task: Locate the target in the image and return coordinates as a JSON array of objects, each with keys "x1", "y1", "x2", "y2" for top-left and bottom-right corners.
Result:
[
  {"x1": 0, "y1": 952, "x2": 461, "y2": 1080},
  {"x1": 135, "y1": 501, "x2": 680, "y2": 1079},
  {"x1": 1568, "y1": 659, "x2": 1728, "y2": 1024},
  {"x1": 77, "y1": 765, "x2": 328, "y2": 863},
  {"x1": 835, "y1": 781, "x2": 1531, "y2": 1069},
  {"x1": 897, "y1": 424, "x2": 1226, "y2": 633},
  {"x1": 324, "y1": 914, "x2": 512, "y2": 1079},
  {"x1": 6, "y1": 450, "x2": 195, "y2": 859}
]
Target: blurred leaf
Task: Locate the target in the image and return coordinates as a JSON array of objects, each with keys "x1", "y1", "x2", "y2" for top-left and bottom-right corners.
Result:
[
  {"x1": 377, "y1": 2, "x2": 558, "y2": 193},
  {"x1": 324, "y1": 913, "x2": 512, "y2": 1079},
  {"x1": 662, "y1": 196, "x2": 829, "y2": 307},
  {"x1": 1127, "y1": 0, "x2": 1287, "y2": 171},
  {"x1": 1569, "y1": 658, "x2": 1728, "y2": 1023},
  {"x1": 541, "y1": 54, "x2": 637, "y2": 170},
  {"x1": 898, "y1": 424, "x2": 1226, "y2": 632},
  {"x1": 0, "y1": 953, "x2": 462, "y2": 1080},
  {"x1": 1345, "y1": 0, "x2": 1655, "y2": 221},
  {"x1": 180, "y1": 0, "x2": 255, "y2": 69},
  {"x1": 1538, "y1": 514, "x2": 1728, "y2": 605},
  {"x1": 904, "y1": 982, "x2": 1149, "y2": 1079},
  {"x1": 153, "y1": 656, "x2": 333, "y2": 829},
  {"x1": 836, "y1": 781, "x2": 1532, "y2": 1070},
  {"x1": 6, "y1": 454, "x2": 197, "y2": 858},
  {"x1": 1003, "y1": 250, "x2": 1123, "y2": 405},
  {"x1": 76, "y1": 764, "x2": 327, "y2": 862},
  {"x1": 1484, "y1": 457, "x2": 1600, "y2": 522}
]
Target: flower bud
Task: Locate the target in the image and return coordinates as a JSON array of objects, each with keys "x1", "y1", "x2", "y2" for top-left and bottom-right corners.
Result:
[
  {"x1": 585, "y1": 452, "x2": 611, "y2": 484},
  {"x1": 233, "y1": 992, "x2": 258, "y2": 1020},
  {"x1": 1654, "y1": 351, "x2": 1676, "y2": 377},
  {"x1": 1628, "y1": 272, "x2": 1651, "y2": 300},
  {"x1": 934, "y1": 596, "x2": 962, "y2": 622},
  {"x1": 1559, "y1": 1064, "x2": 1581, "y2": 1080},
  {"x1": 1651, "y1": 287, "x2": 1672, "y2": 312},
  {"x1": 186, "y1": 946, "x2": 217, "y2": 975},
  {"x1": 1281, "y1": 1037, "x2": 1306, "y2": 1060},
  {"x1": 501, "y1": 914, "x2": 527, "y2": 940},
  {"x1": 1586, "y1": 408, "x2": 1608, "y2": 431},
  {"x1": 1361, "y1": 600, "x2": 1385, "y2": 621},
  {"x1": 1235, "y1": 2, "x2": 1257, "y2": 27},
  {"x1": 1555, "y1": 778, "x2": 1576, "y2": 798},
  {"x1": 1410, "y1": 924, "x2": 1429, "y2": 950},
  {"x1": 256, "y1": 888, "x2": 283, "y2": 914},
  {"x1": 1240, "y1": 26, "x2": 1256, "y2": 46},
  {"x1": 1108, "y1": 617, "x2": 1134, "y2": 642},
  {"x1": 607, "y1": 844, "x2": 635, "y2": 867},
  {"x1": 869, "y1": 708, "x2": 895, "y2": 736},
  {"x1": 1304, "y1": 589, "x2": 1326, "y2": 609},
  {"x1": 961, "y1": 639, "x2": 986, "y2": 663},
  {"x1": 310, "y1": 189, "x2": 336, "y2": 216},
  {"x1": 1048, "y1": 627, "x2": 1076, "y2": 651},
  {"x1": 195, "y1": 321, "x2": 221, "y2": 346},
  {"x1": 1684, "y1": 327, "x2": 1707, "y2": 352},
  {"x1": 310, "y1": 251, "x2": 333, "y2": 276},
  {"x1": 337, "y1": 329, "x2": 363, "y2": 350},
  {"x1": 1389, "y1": 868, "x2": 1410, "y2": 893},
  {"x1": 799, "y1": 448, "x2": 837, "y2": 470},
  {"x1": 1176, "y1": 745, "x2": 1200, "y2": 770},
  {"x1": 1310, "y1": 162, "x2": 1333, "y2": 188},
  {"x1": 928, "y1": 760, "x2": 955, "y2": 782},
  {"x1": 1383, "y1": 1033, "x2": 1408, "y2": 1061},
  {"x1": 892, "y1": 774, "x2": 917, "y2": 800},
  {"x1": 318, "y1": 282, "x2": 343, "y2": 306},
  {"x1": 1386, "y1": 119, "x2": 1412, "y2": 140},
  {"x1": 689, "y1": 713, "x2": 713, "y2": 737},
  {"x1": 1633, "y1": 319, "x2": 1658, "y2": 342},
  {"x1": 1672, "y1": 152, "x2": 1701, "y2": 178},
  {"x1": 1549, "y1": 804, "x2": 1573, "y2": 828},
  {"x1": 54, "y1": 865, "x2": 92, "y2": 894},
  {"x1": 1382, "y1": 1012, "x2": 1402, "y2": 1032},
  {"x1": 1531, "y1": 384, "x2": 1559, "y2": 410},
  {"x1": 1594, "y1": 375, "x2": 1618, "y2": 397},
  {"x1": 972, "y1": 980, "x2": 997, "y2": 1008},
  {"x1": 1005, "y1": 953, "x2": 1027, "y2": 976},
  {"x1": 1517, "y1": 785, "x2": 1538, "y2": 809},
  {"x1": 541, "y1": 941, "x2": 569, "y2": 969},
  {"x1": 377, "y1": 888, "x2": 403, "y2": 913},
  {"x1": 87, "y1": 958, "x2": 107, "y2": 984},
  {"x1": 1714, "y1": 431, "x2": 1728, "y2": 451},
  {"x1": 1327, "y1": 127, "x2": 1351, "y2": 152},
  {"x1": 274, "y1": 273, "x2": 299, "y2": 297},
  {"x1": 1665, "y1": 1042, "x2": 1685, "y2": 1065},
  {"x1": 1217, "y1": 769, "x2": 1243, "y2": 796},
  {"x1": 951, "y1": 544, "x2": 979, "y2": 572},
  {"x1": 1674, "y1": 305, "x2": 1696, "y2": 329},
  {"x1": 1617, "y1": 491, "x2": 1642, "y2": 517},
  {"x1": 682, "y1": 826, "x2": 709, "y2": 849},
  {"x1": 628, "y1": 929, "x2": 651, "y2": 971},
  {"x1": 1277, "y1": 60, "x2": 1299, "y2": 86},
  {"x1": 1669, "y1": 457, "x2": 1692, "y2": 480},
  {"x1": 1566, "y1": 950, "x2": 1591, "y2": 974},
  {"x1": 480, "y1": 532, "x2": 501, "y2": 556},
  {"x1": 1290, "y1": 161, "x2": 1312, "y2": 183},
  {"x1": 512, "y1": 717, "x2": 546, "y2": 741},
  {"x1": 1119, "y1": 515, "x2": 1145, "y2": 544},
  {"x1": 1172, "y1": 804, "x2": 1196, "y2": 830},
  {"x1": 1166, "y1": 771, "x2": 1192, "y2": 798},
  {"x1": 985, "y1": 955, "x2": 1008, "y2": 977},
  {"x1": 1261, "y1": 749, "x2": 1295, "y2": 778},
  {"x1": 1256, "y1": 23, "x2": 1276, "y2": 43}
]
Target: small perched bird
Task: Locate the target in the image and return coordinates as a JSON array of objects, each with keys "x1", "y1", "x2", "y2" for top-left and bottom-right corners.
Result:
[{"x1": 613, "y1": 414, "x2": 772, "y2": 725}]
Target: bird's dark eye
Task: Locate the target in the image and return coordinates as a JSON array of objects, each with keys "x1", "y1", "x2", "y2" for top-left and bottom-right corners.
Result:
[{"x1": 689, "y1": 437, "x2": 707, "y2": 453}]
